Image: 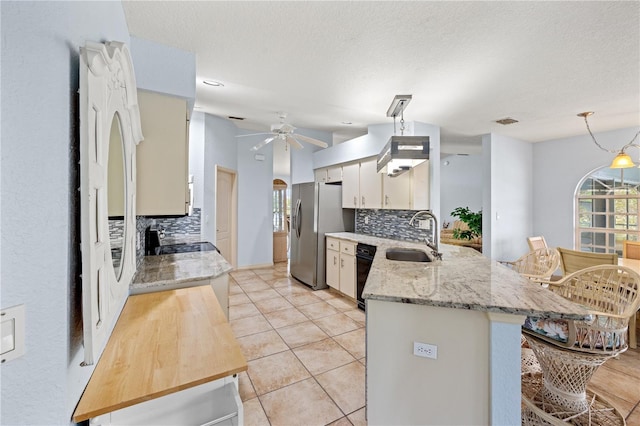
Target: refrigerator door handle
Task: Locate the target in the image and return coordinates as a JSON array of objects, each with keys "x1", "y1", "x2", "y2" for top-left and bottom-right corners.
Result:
[{"x1": 296, "y1": 199, "x2": 302, "y2": 238}]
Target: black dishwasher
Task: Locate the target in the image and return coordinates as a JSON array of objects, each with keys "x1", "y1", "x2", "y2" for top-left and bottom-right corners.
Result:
[{"x1": 356, "y1": 243, "x2": 377, "y2": 311}]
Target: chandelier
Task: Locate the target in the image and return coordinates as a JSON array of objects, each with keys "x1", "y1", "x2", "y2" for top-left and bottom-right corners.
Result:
[{"x1": 578, "y1": 112, "x2": 640, "y2": 168}]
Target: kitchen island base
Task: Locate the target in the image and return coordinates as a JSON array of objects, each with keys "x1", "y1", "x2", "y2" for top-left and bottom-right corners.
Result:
[{"x1": 366, "y1": 299, "x2": 524, "y2": 425}]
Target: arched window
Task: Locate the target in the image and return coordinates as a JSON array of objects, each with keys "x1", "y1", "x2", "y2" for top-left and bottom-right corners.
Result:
[{"x1": 576, "y1": 167, "x2": 639, "y2": 254}]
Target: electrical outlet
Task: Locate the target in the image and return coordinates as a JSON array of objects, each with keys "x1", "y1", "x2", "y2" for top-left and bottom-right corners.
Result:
[
  {"x1": 418, "y1": 219, "x2": 430, "y2": 230},
  {"x1": 365, "y1": 216, "x2": 369, "y2": 225},
  {"x1": 414, "y1": 341, "x2": 438, "y2": 359}
]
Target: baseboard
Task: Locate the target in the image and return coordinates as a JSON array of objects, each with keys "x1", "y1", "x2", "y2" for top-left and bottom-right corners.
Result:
[{"x1": 234, "y1": 262, "x2": 274, "y2": 271}]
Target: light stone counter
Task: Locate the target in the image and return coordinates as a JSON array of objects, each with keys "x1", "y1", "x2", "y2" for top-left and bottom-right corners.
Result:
[
  {"x1": 326, "y1": 232, "x2": 590, "y2": 320},
  {"x1": 131, "y1": 251, "x2": 232, "y2": 295}
]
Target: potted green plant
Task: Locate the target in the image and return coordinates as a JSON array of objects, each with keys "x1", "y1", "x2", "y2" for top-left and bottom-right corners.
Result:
[{"x1": 450, "y1": 207, "x2": 482, "y2": 241}]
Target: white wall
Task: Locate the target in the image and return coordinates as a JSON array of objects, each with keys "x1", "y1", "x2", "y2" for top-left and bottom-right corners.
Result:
[
  {"x1": 440, "y1": 154, "x2": 483, "y2": 226},
  {"x1": 202, "y1": 114, "x2": 238, "y2": 243},
  {"x1": 0, "y1": 1, "x2": 130, "y2": 423},
  {"x1": 483, "y1": 133, "x2": 533, "y2": 261},
  {"x1": 130, "y1": 36, "x2": 196, "y2": 104},
  {"x1": 290, "y1": 128, "x2": 332, "y2": 184},
  {"x1": 236, "y1": 134, "x2": 274, "y2": 267},
  {"x1": 532, "y1": 126, "x2": 640, "y2": 249}
]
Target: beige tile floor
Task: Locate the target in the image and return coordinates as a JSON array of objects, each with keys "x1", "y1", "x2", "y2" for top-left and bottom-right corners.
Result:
[
  {"x1": 229, "y1": 263, "x2": 366, "y2": 426},
  {"x1": 230, "y1": 262, "x2": 640, "y2": 425}
]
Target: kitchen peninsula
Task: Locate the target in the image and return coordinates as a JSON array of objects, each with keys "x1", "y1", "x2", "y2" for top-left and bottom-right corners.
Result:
[{"x1": 326, "y1": 232, "x2": 591, "y2": 425}]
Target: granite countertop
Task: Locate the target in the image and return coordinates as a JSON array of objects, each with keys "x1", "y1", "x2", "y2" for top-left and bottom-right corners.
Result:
[
  {"x1": 131, "y1": 250, "x2": 232, "y2": 294},
  {"x1": 326, "y1": 232, "x2": 590, "y2": 320}
]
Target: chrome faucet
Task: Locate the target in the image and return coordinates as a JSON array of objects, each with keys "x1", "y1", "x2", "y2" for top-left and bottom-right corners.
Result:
[{"x1": 409, "y1": 210, "x2": 443, "y2": 260}]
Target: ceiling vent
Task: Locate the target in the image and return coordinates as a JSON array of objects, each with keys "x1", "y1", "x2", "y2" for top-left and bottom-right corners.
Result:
[
  {"x1": 495, "y1": 117, "x2": 519, "y2": 125},
  {"x1": 228, "y1": 116, "x2": 245, "y2": 120}
]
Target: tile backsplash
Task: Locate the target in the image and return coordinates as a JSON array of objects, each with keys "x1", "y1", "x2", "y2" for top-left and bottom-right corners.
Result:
[
  {"x1": 355, "y1": 209, "x2": 433, "y2": 242},
  {"x1": 135, "y1": 208, "x2": 202, "y2": 267}
]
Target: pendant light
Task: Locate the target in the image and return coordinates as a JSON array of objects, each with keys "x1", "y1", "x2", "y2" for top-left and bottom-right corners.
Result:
[
  {"x1": 377, "y1": 95, "x2": 430, "y2": 177},
  {"x1": 578, "y1": 112, "x2": 640, "y2": 168}
]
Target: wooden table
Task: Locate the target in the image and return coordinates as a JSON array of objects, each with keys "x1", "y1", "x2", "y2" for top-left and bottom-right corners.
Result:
[
  {"x1": 619, "y1": 257, "x2": 640, "y2": 271},
  {"x1": 72, "y1": 285, "x2": 247, "y2": 422}
]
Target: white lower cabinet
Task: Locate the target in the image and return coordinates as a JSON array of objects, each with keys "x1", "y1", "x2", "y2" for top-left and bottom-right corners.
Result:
[
  {"x1": 326, "y1": 237, "x2": 356, "y2": 298},
  {"x1": 326, "y1": 239, "x2": 340, "y2": 290},
  {"x1": 90, "y1": 376, "x2": 242, "y2": 426}
]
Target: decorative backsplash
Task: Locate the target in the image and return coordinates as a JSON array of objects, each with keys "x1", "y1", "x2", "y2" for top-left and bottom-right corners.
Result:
[
  {"x1": 355, "y1": 209, "x2": 433, "y2": 242},
  {"x1": 135, "y1": 208, "x2": 202, "y2": 267}
]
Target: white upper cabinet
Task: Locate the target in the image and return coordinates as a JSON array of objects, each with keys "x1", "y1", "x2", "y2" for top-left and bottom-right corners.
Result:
[
  {"x1": 136, "y1": 90, "x2": 189, "y2": 216},
  {"x1": 359, "y1": 159, "x2": 382, "y2": 209},
  {"x1": 383, "y1": 172, "x2": 412, "y2": 210},
  {"x1": 316, "y1": 166, "x2": 343, "y2": 183},
  {"x1": 341, "y1": 159, "x2": 382, "y2": 209},
  {"x1": 326, "y1": 166, "x2": 342, "y2": 183},
  {"x1": 342, "y1": 163, "x2": 361, "y2": 208}
]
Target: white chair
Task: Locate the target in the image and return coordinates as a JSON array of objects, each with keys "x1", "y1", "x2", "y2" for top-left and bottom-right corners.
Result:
[{"x1": 521, "y1": 265, "x2": 640, "y2": 424}]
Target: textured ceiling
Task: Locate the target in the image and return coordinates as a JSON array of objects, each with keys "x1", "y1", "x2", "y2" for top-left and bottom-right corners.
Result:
[{"x1": 122, "y1": 1, "x2": 639, "y2": 152}]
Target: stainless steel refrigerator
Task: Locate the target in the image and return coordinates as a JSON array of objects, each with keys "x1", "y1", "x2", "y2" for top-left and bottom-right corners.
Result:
[{"x1": 290, "y1": 182, "x2": 355, "y2": 290}]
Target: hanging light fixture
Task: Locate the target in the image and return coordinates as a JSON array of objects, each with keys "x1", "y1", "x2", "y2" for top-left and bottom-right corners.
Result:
[
  {"x1": 578, "y1": 112, "x2": 640, "y2": 168},
  {"x1": 377, "y1": 95, "x2": 430, "y2": 177}
]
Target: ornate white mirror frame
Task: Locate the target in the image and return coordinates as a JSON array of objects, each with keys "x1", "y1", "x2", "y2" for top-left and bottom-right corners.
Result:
[{"x1": 79, "y1": 41, "x2": 143, "y2": 365}]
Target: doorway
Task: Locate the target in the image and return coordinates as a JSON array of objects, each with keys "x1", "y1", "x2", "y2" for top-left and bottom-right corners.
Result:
[
  {"x1": 215, "y1": 166, "x2": 237, "y2": 268},
  {"x1": 273, "y1": 179, "x2": 289, "y2": 263}
]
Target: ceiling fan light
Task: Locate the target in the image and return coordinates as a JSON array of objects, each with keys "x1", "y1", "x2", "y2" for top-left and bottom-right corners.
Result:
[{"x1": 609, "y1": 151, "x2": 636, "y2": 168}]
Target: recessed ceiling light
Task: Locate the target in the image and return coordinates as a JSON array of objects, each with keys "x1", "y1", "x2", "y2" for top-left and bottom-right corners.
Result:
[
  {"x1": 203, "y1": 80, "x2": 224, "y2": 87},
  {"x1": 495, "y1": 117, "x2": 519, "y2": 125},
  {"x1": 341, "y1": 121, "x2": 353, "y2": 125}
]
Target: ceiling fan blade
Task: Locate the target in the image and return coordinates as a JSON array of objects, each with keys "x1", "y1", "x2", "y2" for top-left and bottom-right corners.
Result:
[
  {"x1": 292, "y1": 133, "x2": 329, "y2": 149},
  {"x1": 251, "y1": 137, "x2": 275, "y2": 151},
  {"x1": 236, "y1": 132, "x2": 273, "y2": 138},
  {"x1": 286, "y1": 135, "x2": 304, "y2": 150}
]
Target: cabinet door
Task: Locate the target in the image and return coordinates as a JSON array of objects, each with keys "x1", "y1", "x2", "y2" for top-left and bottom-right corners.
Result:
[
  {"x1": 340, "y1": 253, "x2": 356, "y2": 298},
  {"x1": 383, "y1": 172, "x2": 412, "y2": 210},
  {"x1": 342, "y1": 163, "x2": 360, "y2": 208},
  {"x1": 411, "y1": 160, "x2": 430, "y2": 210},
  {"x1": 315, "y1": 168, "x2": 328, "y2": 183},
  {"x1": 326, "y1": 166, "x2": 342, "y2": 183},
  {"x1": 136, "y1": 91, "x2": 189, "y2": 215},
  {"x1": 210, "y1": 274, "x2": 229, "y2": 320},
  {"x1": 359, "y1": 159, "x2": 382, "y2": 209},
  {"x1": 326, "y1": 248, "x2": 340, "y2": 290}
]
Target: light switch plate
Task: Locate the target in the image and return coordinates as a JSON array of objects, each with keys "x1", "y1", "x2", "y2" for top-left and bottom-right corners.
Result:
[{"x1": 1, "y1": 304, "x2": 25, "y2": 363}]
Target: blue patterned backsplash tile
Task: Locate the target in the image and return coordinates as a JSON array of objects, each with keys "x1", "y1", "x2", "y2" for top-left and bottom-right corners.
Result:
[
  {"x1": 153, "y1": 208, "x2": 202, "y2": 236},
  {"x1": 134, "y1": 208, "x2": 202, "y2": 267},
  {"x1": 355, "y1": 209, "x2": 433, "y2": 242}
]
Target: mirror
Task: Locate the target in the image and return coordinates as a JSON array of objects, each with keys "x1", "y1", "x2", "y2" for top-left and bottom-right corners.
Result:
[
  {"x1": 80, "y1": 41, "x2": 143, "y2": 365},
  {"x1": 107, "y1": 113, "x2": 125, "y2": 279}
]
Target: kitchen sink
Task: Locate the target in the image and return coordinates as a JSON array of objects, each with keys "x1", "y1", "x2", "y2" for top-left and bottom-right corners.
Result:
[{"x1": 386, "y1": 248, "x2": 431, "y2": 262}]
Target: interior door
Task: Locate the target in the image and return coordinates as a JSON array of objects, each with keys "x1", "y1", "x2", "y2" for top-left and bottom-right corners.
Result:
[{"x1": 216, "y1": 168, "x2": 236, "y2": 265}]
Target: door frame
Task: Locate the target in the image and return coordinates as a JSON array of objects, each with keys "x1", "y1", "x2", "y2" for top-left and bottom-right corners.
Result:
[{"x1": 215, "y1": 165, "x2": 238, "y2": 269}]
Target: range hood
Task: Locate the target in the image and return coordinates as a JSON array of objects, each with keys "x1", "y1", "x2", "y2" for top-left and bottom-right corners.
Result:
[{"x1": 376, "y1": 135, "x2": 430, "y2": 177}]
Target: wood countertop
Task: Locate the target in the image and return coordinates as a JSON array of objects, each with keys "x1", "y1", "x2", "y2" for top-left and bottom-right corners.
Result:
[{"x1": 72, "y1": 285, "x2": 247, "y2": 422}]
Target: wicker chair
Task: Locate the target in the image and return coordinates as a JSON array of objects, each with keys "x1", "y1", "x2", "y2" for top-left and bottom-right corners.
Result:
[
  {"x1": 557, "y1": 247, "x2": 618, "y2": 275},
  {"x1": 500, "y1": 248, "x2": 560, "y2": 284},
  {"x1": 623, "y1": 240, "x2": 640, "y2": 349},
  {"x1": 521, "y1": 265, "x2": 640, "y2": 424},
  {"x1": 527, "y1": 236, "x2": 548, "y2": 252}
]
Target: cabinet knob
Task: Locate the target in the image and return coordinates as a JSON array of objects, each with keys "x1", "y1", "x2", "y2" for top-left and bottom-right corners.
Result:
[
  {"x1": 362, "y1": 196, "x2": 365, "y2": 206},
  {"x1": 334, "y1": 256, "x2": 337, "y2": 265},
  {"x1": 353, "y1": 196, "x2": 357, "y2": 206},
  {"x1": 385, "y1": 195, "x2": 389, "y2": 205},
  {"x1": 341, "y1": 258, "x2": 344, "y2": 268}
]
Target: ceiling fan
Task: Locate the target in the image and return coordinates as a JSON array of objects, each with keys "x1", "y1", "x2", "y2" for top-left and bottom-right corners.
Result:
[{"x1": 236, "y1": 112, "x2": 329, "y2": 151}]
